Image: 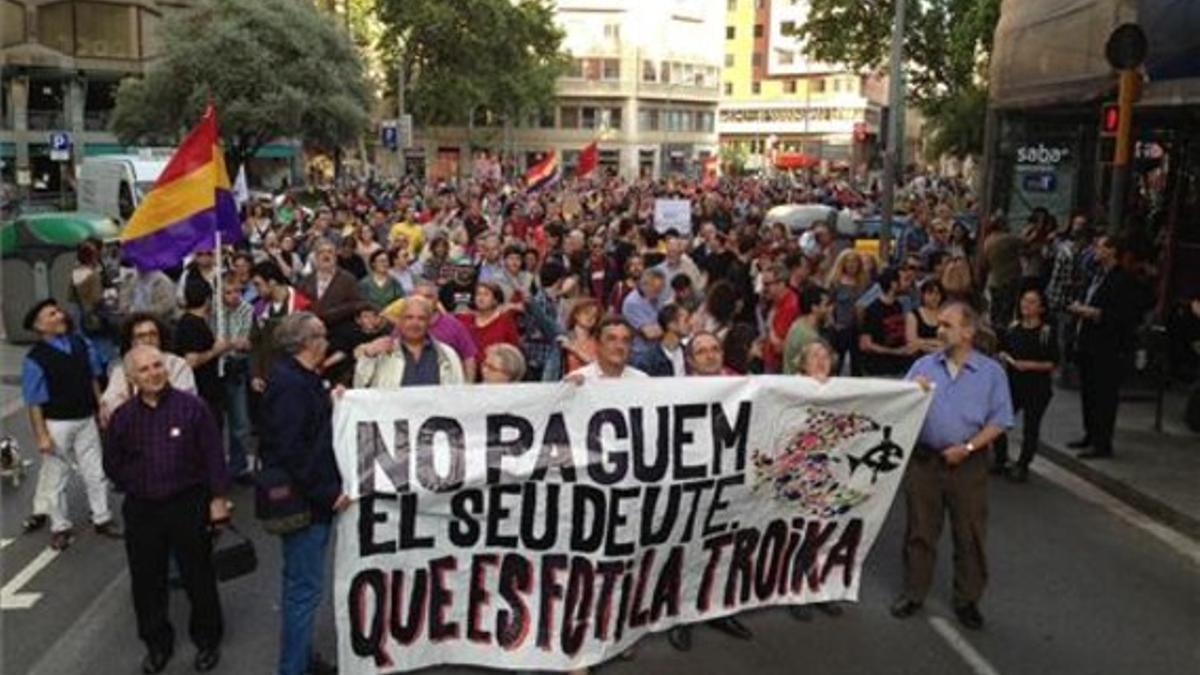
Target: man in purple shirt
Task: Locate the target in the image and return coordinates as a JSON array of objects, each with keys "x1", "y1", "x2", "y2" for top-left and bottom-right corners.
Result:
[
  {"x1": 891, "y1": 302, "x2": 1012, "y2": 632},
  {"x1": 104, "y1": 345, "x2": 230, "y2": 674}
]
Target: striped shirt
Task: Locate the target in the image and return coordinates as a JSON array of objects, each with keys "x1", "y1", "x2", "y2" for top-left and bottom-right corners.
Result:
[{"x1": 103, "y1": 387, "x2": 230, "y2": 500}]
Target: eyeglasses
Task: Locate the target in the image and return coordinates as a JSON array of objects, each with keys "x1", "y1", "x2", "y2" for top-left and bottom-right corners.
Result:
[{"x1": 132, "y1": 330, "x2": 159, "y2": 340}]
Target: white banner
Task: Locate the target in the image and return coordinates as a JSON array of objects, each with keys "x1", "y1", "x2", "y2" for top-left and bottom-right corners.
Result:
[
  {"x1": 653, "y1": 198, "x2": 693, "y2": 235},
  {"x1": 332, "y1": 376, "x2": 931, "y2": 673}
]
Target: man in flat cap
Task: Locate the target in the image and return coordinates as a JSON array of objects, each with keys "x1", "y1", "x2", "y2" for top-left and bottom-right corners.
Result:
[{"x1": 20, "y1": 298, "x2": 120, "y2": 550}]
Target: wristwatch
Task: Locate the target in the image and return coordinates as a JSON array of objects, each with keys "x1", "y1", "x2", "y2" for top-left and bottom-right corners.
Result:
[{"x1": 965, "y1": 441, "x2": 977, "y2": 454}]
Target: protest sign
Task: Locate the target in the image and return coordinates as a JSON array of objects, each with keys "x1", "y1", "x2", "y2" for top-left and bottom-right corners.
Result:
[
  {"x1": 653, "y1": 198, "x2": 692, "y2": 235},
  {"x1": 333, "y1": 376, "x2": 931, "y2": 673}
]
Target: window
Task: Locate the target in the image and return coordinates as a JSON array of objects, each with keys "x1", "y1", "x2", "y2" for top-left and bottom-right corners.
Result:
[
  {"x1": 810, "y1": 78, "x2": 826, "y2": 93},
  {"x1": 560, "y1": 106, "x2": 580, "y2": 129},
  {"x1": 567, "y1": 59, "x2": 584, "y2": 78},
  {"x1": 604, "y1": 23, "x2": 620, "y2": 41},
  {"x1": 778, "y1": 50, "x2": 794, "y2": 65},
  {"x1": 602, "y1": 58, "x2": 620, "y2": 80},
  {"x1": 751, "y1": 81, "x2": 761, "y2": 94},
  {"x1": 610, "y1": 107, "x2": 623, "y2": 130},
  {"x1": 727, "y1": 0, "x2": 737, "y2": 10},
  {"x1": 726, "y1": 26, "x2": 735, "y2": 40},
  {"x1": 528, "y1": 108, "x2": 555, "y2": 128},
  {"x1": 37, "y1": 2, "x2": 74, "y2": 54},
  {"x1": 781, "y1": 21, "x2": 796, "y2": 35},
  {"x1": 642, "y1": 59, "x2": 657, "y2": 82},
  {"x1": 723, "y1": 82, "x2": 733, "y2": 96},
  {"x1": 75, "y1": 2, "x2": 139, "y2": 59},
  {"x1": 751, "y1": 53, "x2": 762, "y2": 68},
  {"x1": 833, "y1": 79, "x2": 841, "y2": 93},
  {"x1": 638, "y1": 109, "x2": 659, "y2": 131},
  {"x1": 753, "y1": 24, "x2": 764, "y2": 39},
  {"x1": 724, "y1": 54, "x2": 734, "y2": 67},
  {"x1": 2, "y1": 1, "x2": 26, "y2": 47},
  {"x1": 784, "y1": 80, "x2": 796, "y2": 94},
  {"x1": 581, "y1": 107, "x2": 598, "y2": 129}
]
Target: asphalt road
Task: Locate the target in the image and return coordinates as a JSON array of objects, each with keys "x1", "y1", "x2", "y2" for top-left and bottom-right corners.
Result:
[{"x1": 1, "y1": 404, "x2": 1198, "y2": 675}]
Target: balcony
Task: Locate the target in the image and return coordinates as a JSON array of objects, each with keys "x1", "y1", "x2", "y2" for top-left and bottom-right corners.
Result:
[
  {"x1": 85, "y1": 110, "x2": 112, "y2": 131},
  {"x1": 27, "y1": 109, "x2": 67, "y2": 131}
]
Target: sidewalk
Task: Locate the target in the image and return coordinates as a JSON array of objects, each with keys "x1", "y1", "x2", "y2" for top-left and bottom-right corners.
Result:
[{"x1": 1033, "y1": 382, "x2": 1200, "y2": 541}]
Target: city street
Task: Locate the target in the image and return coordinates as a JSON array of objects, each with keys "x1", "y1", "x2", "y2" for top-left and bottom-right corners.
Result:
[{"x1": 2, "y1": 394, "x2": 1197, "y2": 675}]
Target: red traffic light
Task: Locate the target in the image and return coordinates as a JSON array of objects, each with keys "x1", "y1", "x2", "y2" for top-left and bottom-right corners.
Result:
[{"x1": 1101, "y1": 104, "x2": 1120, "y2": 135}]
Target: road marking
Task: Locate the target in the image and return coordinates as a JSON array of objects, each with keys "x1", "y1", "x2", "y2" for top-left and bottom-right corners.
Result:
[
  {"x1": 928, "y1": 616, "x2": 1001, "y2": 675},
  {"x1": 1, "y1": 538, "x2": 13, "y2": 550},
  {"x1": 1, "y1": 548, "x2": 59, "y2": 609},
  {"x1": 1030, "y1": 461, "x2": 1200, "y2": 567},
  {"x1": 27, "y1": 569, "x2": 129, "y2": 675}
]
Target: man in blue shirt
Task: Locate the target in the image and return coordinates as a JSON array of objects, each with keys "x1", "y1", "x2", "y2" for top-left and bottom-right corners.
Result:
[
  {"x1": 620, "y1": 269, "x2": 665, "y2": 358},
  {"x1": 891, "y1": 301, "x2": 1012, "y2": 631},
  {"x1": 20, "y1": 299, "x2": 120, "y2": 550}
]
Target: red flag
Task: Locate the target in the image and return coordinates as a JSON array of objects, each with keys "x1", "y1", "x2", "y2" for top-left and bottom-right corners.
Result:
[{"x1": 576, "y1": 141, "x2": 598, "y2": 177}]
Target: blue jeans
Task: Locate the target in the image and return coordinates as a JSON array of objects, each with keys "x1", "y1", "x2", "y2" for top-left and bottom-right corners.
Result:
[
  {"x1": 278, "y1": 522, "x2": 331, "y2": 675},
  {"x1": 222, "y1": 366, "x2": 251, "y2": 476}
]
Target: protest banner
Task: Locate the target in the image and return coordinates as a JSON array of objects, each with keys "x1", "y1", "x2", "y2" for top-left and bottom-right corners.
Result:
[
  {"x1": 653, "y1": 198, "x2": 693, "y2": 235},
  {"x1": 332, "y1": 376, "x2": 931, "y2": 673}
]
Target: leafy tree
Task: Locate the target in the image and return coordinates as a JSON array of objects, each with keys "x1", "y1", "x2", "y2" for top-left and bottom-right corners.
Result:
[
  {"x1": 375, "y1": 0, "x2": 569, "y2": 130},
  {"x1": 795, "y1": 0, "x2": 1001, "y2": 158},
  {"x1": 112, "y1": 0, "x2": 371, "y2": 170}
]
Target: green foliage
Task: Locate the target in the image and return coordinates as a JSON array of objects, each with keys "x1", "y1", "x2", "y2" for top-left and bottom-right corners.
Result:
[
  {"x1": 112, "y1": 0, "x2": 371, "y2": 169},
  {"x1": 924, "y1": 84, "x2": 989, "y2": 161},
  {"x1": 797, "y1": 0, "x2": 1001, "y2": 157},
  {"x1": 375, "y1": 0, "x2": 569, "y2": 128}
]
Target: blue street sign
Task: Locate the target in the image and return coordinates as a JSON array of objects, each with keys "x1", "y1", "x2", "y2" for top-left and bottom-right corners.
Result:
[
  {"x1": 49, "y1": 132, "x2": 72, "y2": 151},
  {"x1": 381, "y1": 125, "x2": 398, "y2": 151}
]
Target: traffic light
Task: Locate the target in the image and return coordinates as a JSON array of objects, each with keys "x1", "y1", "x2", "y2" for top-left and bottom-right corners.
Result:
[{"x1": 1100, "y1": 103, "x2": 1120, "y2": 136}]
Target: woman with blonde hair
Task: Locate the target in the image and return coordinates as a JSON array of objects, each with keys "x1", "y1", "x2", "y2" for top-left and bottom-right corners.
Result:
[{"x1": 826, "y1": 249, "x2": 870, "y2": 374}]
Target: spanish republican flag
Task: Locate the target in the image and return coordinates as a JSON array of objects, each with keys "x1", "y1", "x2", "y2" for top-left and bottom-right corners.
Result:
[
  {"x1": 523, "y1": 150, "x2": 560, "y2": 192},
  {"x1": 576, "y1": 141, "x2": 598, "y2": 177},
  {"x1": 119, "y1": 104, "x2": 240, "y2": 270}
]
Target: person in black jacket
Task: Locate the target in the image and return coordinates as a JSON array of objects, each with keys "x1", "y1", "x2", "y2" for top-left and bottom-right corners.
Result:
[
  {"x1": 260, "y1": 312, "x2": 348, "y2": 675},
  {"x1": 994, "y1": 288, "x2": 1059, "y2": 482},
  {"x1": 632, "y1": 304, "x2": 690, "y2": 377},
  {"x1": 1066, "y1": 235, "x2": 1141, "y2": 459}
]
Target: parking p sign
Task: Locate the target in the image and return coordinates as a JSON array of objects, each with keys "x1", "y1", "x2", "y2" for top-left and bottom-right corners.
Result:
[{"x1": 49, "y1": 132, "x2": 72, "y2": 161}]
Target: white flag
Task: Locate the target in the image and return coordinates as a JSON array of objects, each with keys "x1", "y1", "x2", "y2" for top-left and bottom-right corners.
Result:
[{"x1": 233, "y1": 164, "x2": 249, "y2": 206}]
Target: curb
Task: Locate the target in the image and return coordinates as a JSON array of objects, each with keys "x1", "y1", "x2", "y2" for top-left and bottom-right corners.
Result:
[{"x1": 1039, "y1": 441, "x2": 1200, "y2": 544}]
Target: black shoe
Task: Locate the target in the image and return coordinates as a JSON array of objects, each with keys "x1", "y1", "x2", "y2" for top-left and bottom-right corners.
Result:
[
  {"x1": 955, "y1": 603, "x2": 984, "y2": 630},
  {"x1": 708, "y1": 616, "x2": 753, "y2": 639},
  {"x1": 666, "y1": 625, "x2": 692, "y2": 652},
  {"x1": 142, "y1": 647, "x2": 173, "y2": 674},
  {"x1": 814, "y1": 602, "x2": 844, "y2": 618},
  {"x1": 788, "y1": 605, "x2": 814, "y2": 622},
  {"x1": 307, "y1": 653, "x2": 337, "y2": 675},
  {"x1": 1007, "y1": 465, "x2": 1029, "y2": 483},
  {"x1": 1077, "y1": 449, "x2": 1113, "y2": 460},
  {"x1": 1066, "y1": 438, "x2": 1091, "y2": 449},
  {"x1": 890, "y1": 596, "x2": 922, "y2": 619},
  {"x1": 23, "y1": 514, "x2": 48, "y2": 533},
  {"x1": 194, "y1": 647, "x2": 219, "y2": 672},
  {"x1": 94, "y1": 520, "x2": 123, "y2": 539}
]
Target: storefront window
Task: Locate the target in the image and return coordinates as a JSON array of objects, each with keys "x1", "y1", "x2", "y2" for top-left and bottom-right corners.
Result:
[
  {"x1": 75, "y1": 2, "x2": 139, "y2": 59},
  {"x1": 2, "y1": 1, "x2": 26, "y2": 47},
  {"x1": 37, "y1": 2, "x2": 75, "y2": 55}
]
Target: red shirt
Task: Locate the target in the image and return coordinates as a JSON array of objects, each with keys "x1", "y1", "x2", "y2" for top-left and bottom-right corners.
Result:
[
  {"x1": 455, "y1": 311, "x2": 521, "y2": 366},
  {"x1": 764, "y1": 289, "x2": 799, "y2": 372}
]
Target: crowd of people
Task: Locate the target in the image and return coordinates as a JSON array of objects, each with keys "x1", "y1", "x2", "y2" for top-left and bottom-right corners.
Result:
[{"x1": 18, "y1": 168, "x2": 1196, "y2": 674}]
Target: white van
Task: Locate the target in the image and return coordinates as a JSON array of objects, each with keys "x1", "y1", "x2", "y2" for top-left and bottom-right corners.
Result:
[{"x1": 76, "y1": 153, "x2": 170, "y2": 223}]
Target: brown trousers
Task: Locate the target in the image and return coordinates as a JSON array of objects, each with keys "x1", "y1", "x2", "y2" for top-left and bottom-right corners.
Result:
[{"x1": 901, "y1": 448, "x2": 989, "y2": 606}]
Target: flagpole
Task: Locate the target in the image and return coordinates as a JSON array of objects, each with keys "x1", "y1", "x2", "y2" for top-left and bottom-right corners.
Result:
[{"x1": 215, "y1": 229, "x2": 225, "y2": 378}]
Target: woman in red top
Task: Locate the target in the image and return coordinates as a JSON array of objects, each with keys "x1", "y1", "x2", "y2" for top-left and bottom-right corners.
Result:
[{"x1": 456, "y1": 281, "x2": 521, "y2": 380}]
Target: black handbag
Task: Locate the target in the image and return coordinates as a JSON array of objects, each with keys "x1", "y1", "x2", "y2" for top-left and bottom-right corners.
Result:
[
  {"x1": 254, "y1": 465, "x2": 313, "y2": 535},
  {"x1": 211, "y1": 523, "x2": 257, "y2": 582}
]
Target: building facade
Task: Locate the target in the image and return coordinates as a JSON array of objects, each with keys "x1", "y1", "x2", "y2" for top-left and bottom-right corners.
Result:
[
  {"x1": 717, "y1": 0, "x2": 887, "y2": 173},
  {"x1": 1, "y1": 0, "x2": 299, "y2": 205},
  {"x1": 405, "y1": 0, "x2": 724, "y2": 181}
]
